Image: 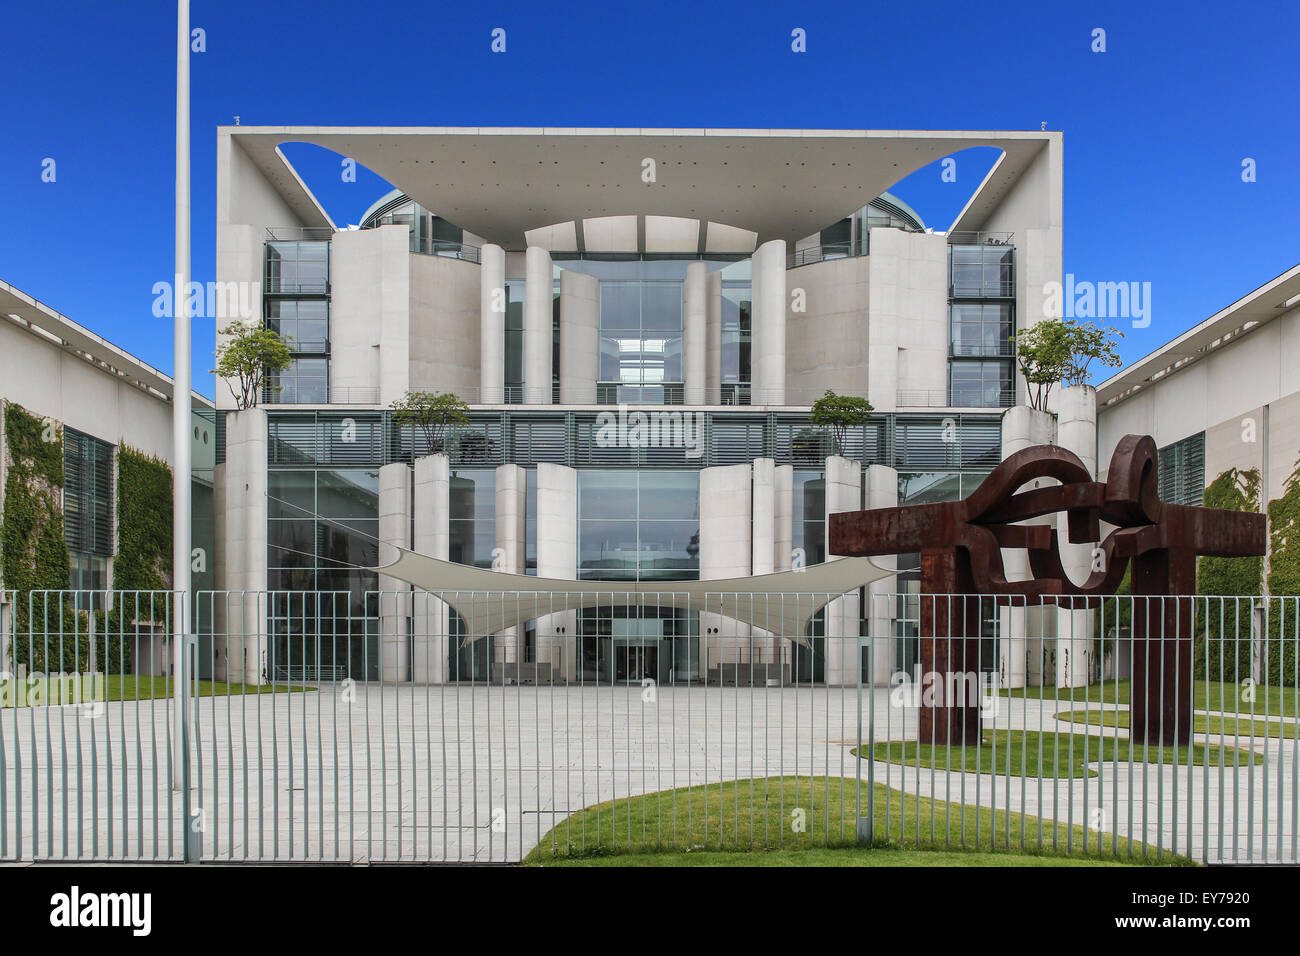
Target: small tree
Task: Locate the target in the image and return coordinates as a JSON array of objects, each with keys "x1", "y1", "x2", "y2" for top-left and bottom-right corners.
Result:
[
  {"x1": 1060, "y1": 319, "x2": 1124, "y2": 386},
  {"x1": 1015, "y1": 318, "x2": 1123, "y2": 410},
  {"x1": 391, "y1": 390, "x2": 470, "y2": 456},
  {"x1": 212, "y1": 321, "x2": 292, "y2": 409},
  {"x1": 1014, "y1": 320, "x2": 1071, "y2": 411},
  {"x1": 810, "y1": 390, "x2": 873, "y2": 456}
]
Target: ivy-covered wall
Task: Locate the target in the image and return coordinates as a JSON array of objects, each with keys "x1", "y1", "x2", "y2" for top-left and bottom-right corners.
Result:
[
  {"x1": 0, "y1": 400, "x2": 84, "y2": 669},
  {"x1": 103, "y1": 447, "x2": 173, "y2": 672},
  {"x1": 1196, "y1": 467, "x2": 1262, "y2": 682},
  {"x1": 1266, "y1": 454, "x2": 1300, "y2": 684}
]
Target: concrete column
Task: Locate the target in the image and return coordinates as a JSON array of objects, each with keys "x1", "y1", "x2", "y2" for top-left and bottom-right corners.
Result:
[
  {"x1": 378, "y1": 462, "x2": 411, "y2": 683},
  {"x1": 750, "y1": 458, "x2": 776, "y2": 668},
  {"x1": 998, "y1": 406, "x2": 1056, "y2": 688},
  {"x1": 524, "y1": 246, "x2": 553, "y2": 405},
  {"x1": 771, "y1": 464, "x2": 794, "y2": 671},
  {"x1": 213, "y1": 407, "x2": 267, "y2": 684},
  {"x1": 705, "y1": 270, "x2": 723, "y2": 404},
  {"x1": 495, "y1": 463, "x2": 527, "y2": 670},
  {"x1": 1055, "y1": 384, "x2": 1098, "y2": 687},
  {"x1": 750, "y1": 239, "x2": 787, "y2": 405},
  {"x1": 412, "y1": 454, "x2": 449, "y2": 684},
  {"x1": 684, "y1": 262, "x2": 708, "y2": 405},
  {"x1": 559, "y1": 269, "x2": 598, "y2": 404},
  {"x1": 535, "y1": 463, "x2": 577, "y2": 681},
  {"x1": 865, "y1": 464, "x2": 899, "y2": 684},
  {"x1": 699, "y1": 463, "x2": 752, "y2": 677},
  {"x1": 824, "y1": 456, "x2": 862, "y2": 686},
  {"x1": 479, "y1": 243, "x2": 506, "y2": 404}
]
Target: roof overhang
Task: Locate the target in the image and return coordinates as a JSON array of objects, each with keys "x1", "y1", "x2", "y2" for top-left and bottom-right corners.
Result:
[
  {"x1": 0, "y1": 279, "x2": 214, "y2": 409},
  {"x1": 1096, "y1": 264, "x2": 1300, "y2": 409},
  {"x1": 377, "y1": 548, "x2": 895, "y2": 644},
  {"x1": 224, "y1": 127, "x2": 1055, "y2": 247}
]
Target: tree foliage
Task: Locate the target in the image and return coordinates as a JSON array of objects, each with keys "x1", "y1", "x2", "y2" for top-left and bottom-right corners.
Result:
[
  {"x1": 212, "y1": 321, "x2": 292, "y2": 409},
  {"x1": 809, "y1": 390, "x2": 873, "y2": 457},
  {"x1": 391, "y1": 391, "x2": 471, "y2": 456},
  {"x1": 1015, "y1": 319, "x2": 1124, "y2": 410}
]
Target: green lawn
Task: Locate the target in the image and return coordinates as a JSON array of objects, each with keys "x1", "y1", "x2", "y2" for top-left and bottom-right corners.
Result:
[
  {"x1": 1000, "y1": 678, "x2": 1299, "y2": 718},
  {"x1": 1, "y1": 674, "x2": 313, "y2": 706},
  {"x1": 1056, "y1": 707, "x2": 1296, "y2": 740},
  {"x1": 532, "y1": 846, "x2": 1147, "y2": 867},
  {"x1": 857, "y1": 729, "x2": 1261, "y2": 779},
  {"x1": 524, "y1": 775, "x2": 1189, "y2": 865}
]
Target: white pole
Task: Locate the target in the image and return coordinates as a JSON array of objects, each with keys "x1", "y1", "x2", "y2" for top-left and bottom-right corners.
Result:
[{"x1": 172, "y1": 0, "x2": 192, "y2": 789}]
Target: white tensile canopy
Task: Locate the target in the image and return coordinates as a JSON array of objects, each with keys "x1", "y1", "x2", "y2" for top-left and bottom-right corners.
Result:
[{"x1": 376, "y1": 549, "x2": 895, "y2": 648}]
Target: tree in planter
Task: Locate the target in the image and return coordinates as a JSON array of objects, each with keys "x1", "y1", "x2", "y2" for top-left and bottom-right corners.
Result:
[
  {"x1": 212, "y1": 321, "x2": 292, "y2": 409},
  {"x1": 809, "y1": 390, "x2": 873, "y2": 457},
  {"x1": 1014, "y1": 319, "x2": 1123, "y2": 410},
  {"x1": 1060, "y1": 319, "x2": 1124, "y2": 386},
  {"x1": 391, "y1": 391, "x2": 470, "y2": 457}
]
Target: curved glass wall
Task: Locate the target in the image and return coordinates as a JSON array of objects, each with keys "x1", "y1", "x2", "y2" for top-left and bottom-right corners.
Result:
[{"x1": 360, "y1": 194, "x2": 475, "y2": 259}]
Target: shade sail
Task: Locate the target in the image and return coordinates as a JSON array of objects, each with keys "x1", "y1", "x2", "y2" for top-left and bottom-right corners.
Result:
[{"x1": 375, "y1": 550, "x2": 896, "y2": 647}]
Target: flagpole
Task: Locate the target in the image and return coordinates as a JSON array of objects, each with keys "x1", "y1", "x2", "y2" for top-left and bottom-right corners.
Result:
[{"x1": 172, "y1": 0, "x2": 192, "y2": 790}]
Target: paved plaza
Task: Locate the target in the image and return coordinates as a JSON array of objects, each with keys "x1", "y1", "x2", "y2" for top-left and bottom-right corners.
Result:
[{"x1": 0, "y1": 684, "x2": 1294, "y2": 863}]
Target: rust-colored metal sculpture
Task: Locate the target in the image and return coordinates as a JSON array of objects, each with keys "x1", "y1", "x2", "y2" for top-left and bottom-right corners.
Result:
[{"x1": 829, "y1": 435, "x2": 1266, "y2": 746}]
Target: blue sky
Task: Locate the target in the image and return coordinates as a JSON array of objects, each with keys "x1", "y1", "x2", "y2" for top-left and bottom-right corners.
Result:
[{"x1": 1, "y1": 0, "x2": 1296, "y2": 399}]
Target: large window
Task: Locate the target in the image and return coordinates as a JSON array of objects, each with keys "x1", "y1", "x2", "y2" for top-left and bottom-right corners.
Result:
[
  {"x1": 948, "y1": 242, "x2": 1015, "y2": 407},
  {"x1": 949, "y1": 360, "x2": 1013, "y2": 408},
  {"x1": 63, "y1": 428, "x2": 113, "y2": 558},
  {"x1": 949, "y1": 244, "x2": 1014, "y2": 298},
  {"x1": 449, "y1": 469, "x2": 496, "y2": 569},
  {"x1": 721, "y1": 262, "x2": 752, "y2": 405},
  {"x1": 266, "y1": 299, "x2": 328, "y2": 354},
  {"x1": 578, "y1": 470, "x2": 699, "y2": 581},
  {"x1": 1158, "y1": 432, "x2": 1206, "y2": 507},
  {"x1": 264, "y1": 240, "x2": 330, "y2": 404},
  {"x1": 265, "y1": 241, "x2": 329, "y2": 294},
  {"x1": 950, "y1": 302, "x2": 1012, "y2": 358},
  {"x1": 599, "y1": 281, "x2": 684, "y2": 404},
  {"x1": 266, "y1": 468, "x2": 379, "y2": 680}
]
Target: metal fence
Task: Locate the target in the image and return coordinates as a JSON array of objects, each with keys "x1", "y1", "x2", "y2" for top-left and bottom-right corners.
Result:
[{"x1": 0, "y1": 589, "x2": 1296, "y2": 864}]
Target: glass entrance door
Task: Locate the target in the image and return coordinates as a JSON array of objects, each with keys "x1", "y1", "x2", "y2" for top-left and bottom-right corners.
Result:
[{"x1": 612, "y1": 616, "x2": 662, "y2": 683}]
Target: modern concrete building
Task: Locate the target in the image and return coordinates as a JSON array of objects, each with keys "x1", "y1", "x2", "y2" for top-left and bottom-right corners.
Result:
[
  {"x1": 0, "y1": 279, "x2": 215, "y2": 671},
  {"x1": 211, "y1": 126, "x2": 1064, "y2": 686},
  {"x1": 1098, "y1": 264, "x2": 1300, "y2": 520}
]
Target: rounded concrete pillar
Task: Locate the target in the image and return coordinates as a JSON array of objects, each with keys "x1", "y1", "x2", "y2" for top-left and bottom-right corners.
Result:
[
  {"x1": 559, "y1": 269, "x2": 599, "y2": 404},
  {"x1": 998, "y1": 406, "x2": 1056, "y2": 689},
  {"x1": 684, "y1": 262, "x2": 707, "y2": 404},
  {"x1": 479, "y1": 243, "x2": 506, "y2": 404},
  {"x1": 524, "y1": 246, "x2": 553, "y2": 405},
  {"x1": 1055, "y1": 384, "x2": 1098, "y2": 686},
  {"x1": 751, "y1": 239, "x2": 787, "y2": 405}
]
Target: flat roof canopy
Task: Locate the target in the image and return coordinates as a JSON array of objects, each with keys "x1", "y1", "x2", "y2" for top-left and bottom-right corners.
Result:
[{"x1": 227, "y1": 127, "x2": 1055, "y2": 247}]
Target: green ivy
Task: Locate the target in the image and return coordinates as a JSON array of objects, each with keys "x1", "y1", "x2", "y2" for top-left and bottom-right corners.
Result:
[
  {"x1": 1266, "y1": 453, "x2": 1300, "y2": 685},
  {"x1": 1, "y1": 401, "x2": 81, "y2": 670},
  {"x1": 100, "y1": 446, "x2": 173, "y2": 673},
  {"x1": 1196, "y1": 468, "x2": 1263, "y2": 683}
]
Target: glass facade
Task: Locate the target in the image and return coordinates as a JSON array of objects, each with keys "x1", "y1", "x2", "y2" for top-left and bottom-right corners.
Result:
[
  {"x1": 257, "y1": 409, "x2": 997, "y2": 683},
  {"x1": 264, "y1": 240, "x2": 330, "y2": 405},
  {"x1": 574, "y1": 469, "x2": 700, "y2": 682},
  {"x1": 720, "y1": 261, "x2": 752, "y2": 405},
  {"x1": 266, "y1": 467, "x2": 379, "y2": 680},
  {"x1": 360, "y1": 196, "x2": 473, "y2": 259},
  {"x1": 791, "y1": 470, "x2": 826, "y2": 682},
  {"x1": 948, "y1": 242, "x2": 1015, "y2": 408},
  {"x1": 598, "y1": 280, "x2": 684, "y2": 404},
  {"x1": 577, "y1": 470, "x2": 699, "y2": 581}
]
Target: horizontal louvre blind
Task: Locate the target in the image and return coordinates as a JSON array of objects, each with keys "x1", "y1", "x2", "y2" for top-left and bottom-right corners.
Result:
[
  {"x1": 1158, "y1": 432, "x2": 1206, "y2": 507},
  {"x1": 63, "y1": 428, "x2": 114, "y2": 556}
]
